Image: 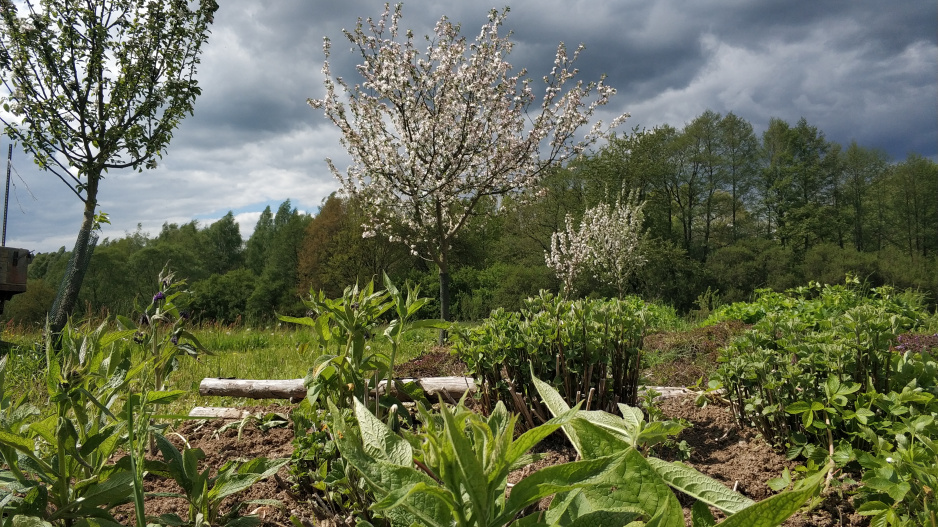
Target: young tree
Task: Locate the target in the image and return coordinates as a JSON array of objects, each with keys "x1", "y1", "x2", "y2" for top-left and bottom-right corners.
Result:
[
  {"x1": 309, "y1": 4, "x2": 625, "y2": 329},
  {"x1": 546, "y1": 191, "x2": 646, "y2": 298},
  {"x1": 0, "y1": 0, "x2": 218, "y2": 332}
]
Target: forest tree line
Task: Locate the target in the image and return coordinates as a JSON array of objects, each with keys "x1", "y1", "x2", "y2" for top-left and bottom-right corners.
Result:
[{"x1": 8, "y1": 111, "x2": 937, "y2": 326}]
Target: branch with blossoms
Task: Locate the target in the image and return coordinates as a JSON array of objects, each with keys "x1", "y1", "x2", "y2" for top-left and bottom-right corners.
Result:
[
  {"x1": 308, "y1": 4, "x2": 627, "y2": 271},
  {"x1": 546, "y1": 191, "x2": 647, "y2": 297}
]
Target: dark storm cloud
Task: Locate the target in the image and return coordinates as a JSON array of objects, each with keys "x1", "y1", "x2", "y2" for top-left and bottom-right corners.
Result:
[{"x1": 1, "y1": 0, "x2": 934, "y2": 252}]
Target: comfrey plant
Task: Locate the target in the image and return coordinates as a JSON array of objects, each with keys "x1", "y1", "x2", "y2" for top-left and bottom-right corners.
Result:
[
  {"x1": 117, "y1": 267, "x2": 208, "y2": 395},
  {"x1": 0, "y1": 322, "x2": 138, "y2": 527},
  {"x1": 146, "y1": 433, "x2": 288, "y2": 527},
  {"x1": 281, "y1": 274, "x2": 443, "y2": 415},
  {"x1": 326, "y1": 377, "x2": 820, "y2": 526}
]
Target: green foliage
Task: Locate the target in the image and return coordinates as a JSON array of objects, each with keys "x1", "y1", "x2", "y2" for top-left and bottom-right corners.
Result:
[
  {"x1": 531, "y1": 376, "x2": 821, "y2": 526},
  {"x1": 330, "y1": 378, "x2": 817, "y2": 527},
  {"x1": 0, "y1": 322, "x2": 138, "y2": 527},
  {"x1": 332, "y1": 396, "x2": 595, "y2": 527},
  {"x1": 117, "y1": 268, "x2": 209, "y2": 394},
  {"x1": 190, "y1": 269, "x2": 257, "y2": 325},
  {"x1": 247, "y1": 201, "x2": 312, "y2": 320},
  {"x1": 712, "y1": 279, "x2": 936, "y2": 524},
  {"x1": 453, "y1": 292, "x2": 678, "y2": 423},
  {"x1": 148, "y1": 433, "x2": 288, "y2": 527},
  {"x1": 281, "y1": 276, "x2": 443, "y2": 414},
  {"x1": 287, "y1": 402, "x2": 377, "y2": 524},
  {"x1": 0, "y1": 279, "x2": 55, "y2": 327},
  {"x1": 298, "y1": 194, "x2": 414, "y2": 301}
]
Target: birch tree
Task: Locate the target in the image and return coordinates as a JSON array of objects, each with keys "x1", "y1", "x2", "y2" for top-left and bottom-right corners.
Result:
[
  {"x1": 0, "y1": 0, "x2": 218, "y2": 333},
  {"x1": 309, "y1": 4, "x2": 625, "y2": 327}
]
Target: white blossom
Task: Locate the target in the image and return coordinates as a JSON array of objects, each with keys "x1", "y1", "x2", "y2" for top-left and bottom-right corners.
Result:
[
  {"x1": 546, "y1": 190, "x2": 646, "y2": 297},
  {"x1": 308, "y1": 4, "x2": 626, "y2": 276}
]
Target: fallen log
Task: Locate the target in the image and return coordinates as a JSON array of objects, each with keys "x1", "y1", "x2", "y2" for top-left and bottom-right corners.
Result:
[
  {"x1": 189, "y1": 406, "x2": 252, "y2": 419},
  {"x1": 198, "y1": 376, "x2": 477, "y2": 402}
]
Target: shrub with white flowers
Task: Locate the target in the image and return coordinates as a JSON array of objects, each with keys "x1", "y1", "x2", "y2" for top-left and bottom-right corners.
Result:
[{"x1": 546, "y1": 191, "x2": 646, "y2": 297}]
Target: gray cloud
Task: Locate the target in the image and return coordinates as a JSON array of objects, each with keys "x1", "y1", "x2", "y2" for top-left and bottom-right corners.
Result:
[{"x1": 1, "y1": 0, "x2": 934, "y2": 253}]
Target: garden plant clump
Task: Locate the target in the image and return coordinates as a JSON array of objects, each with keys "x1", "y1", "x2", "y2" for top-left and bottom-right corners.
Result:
[
  {"x1": 452, "y1": 292, "x2": 681, "y2": 425},
  {"x1": 0, "y1": 272, "x2": 288, "y2": 527},
  {"x1": 5, "y1": 274, "x2": 936, "y2": 525},
  {"x1": 711, "y1": 278, "x2": 938, "y2": 526}
]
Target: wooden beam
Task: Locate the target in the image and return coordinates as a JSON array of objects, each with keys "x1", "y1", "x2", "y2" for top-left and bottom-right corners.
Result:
[{"x1": 198, "y1": 376, "x2": 477, "y2": 402}]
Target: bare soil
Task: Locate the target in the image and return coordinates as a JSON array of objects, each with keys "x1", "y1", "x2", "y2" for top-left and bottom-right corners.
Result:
[{"x1": 114, "y1": 349, "x2": 868, "y2": 526}]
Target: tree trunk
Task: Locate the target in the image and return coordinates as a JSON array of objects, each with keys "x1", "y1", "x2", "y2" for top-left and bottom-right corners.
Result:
[
  {"x1": 50, "y1": 177, "x2": 98, "y2": 335},
  {"x1": 438, "y1": 266, "x2": 451, "y2": 346}
]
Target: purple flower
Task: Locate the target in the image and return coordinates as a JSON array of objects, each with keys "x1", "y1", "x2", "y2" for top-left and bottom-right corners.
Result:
[
  {"x1": 171, "y1": 335, "x2": 179, "y2": 345},
  {"x1": 153, "y1": 291, "x2": 165, "y2": 302}
]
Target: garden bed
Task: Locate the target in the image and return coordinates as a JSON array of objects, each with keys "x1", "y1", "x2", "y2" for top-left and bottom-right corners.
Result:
[{"x1": 113, "y1": 393, "x2": 865, "y2": 526}]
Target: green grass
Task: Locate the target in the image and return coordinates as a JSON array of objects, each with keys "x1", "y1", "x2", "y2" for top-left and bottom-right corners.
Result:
[
  {"x1": 166, "y1": 324, "x2": 441, "y2": 413},
  {"x1": 3, "y1": 322, "x2": 443, "y2": 417}
]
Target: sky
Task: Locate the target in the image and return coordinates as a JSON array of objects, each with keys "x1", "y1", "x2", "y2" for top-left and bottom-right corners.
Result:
[{"x1": 1, "y1": 0, "x2": 935, "y2": 253}]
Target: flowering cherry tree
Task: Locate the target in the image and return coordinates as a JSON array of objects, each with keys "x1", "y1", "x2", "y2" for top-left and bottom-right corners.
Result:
[
  {"x1": 309, "y1": 4, "x2": 626, "y2": 326},
  {"x1": 546, "y1": 191, "x2": 646, "y2": 297}
]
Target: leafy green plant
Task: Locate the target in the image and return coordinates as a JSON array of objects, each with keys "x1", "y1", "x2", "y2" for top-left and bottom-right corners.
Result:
[
  {"x1": 148, "y1": 432, "x2": 288, "y2": 527},
  {"x1": 330, "y1": 395, "x2": 626, "y2": 527},
  {"x1": 453, "y1": 292, "x2": 676, "y2": 424},
  {"x1": 280, "y1": 275, "x2": 443, "y2": 416},
  {"x1": 280, "y1": 280, "x2": 393, "y2": 411},
  {"x1": 0, "y1": 321, "x2": 137, "y2": 527},
  {"x1": 329, "y1": 377, "x2": 820, "y2": 527},
  {"x1": 531, "y1": 376, "x2": 824, "y2": 526},
  {"x1": 117, "y1": 268, "x2": 209, "y2": 395},
  {"x1": 712, "y1": 280, "x2": 936, "y2": 524},
  {"x1": 288, "y1": 401, "x2": 377, "y2": 525},
  {"x1": 214, "y1": 410, "x2": 289, "y2": 442}
]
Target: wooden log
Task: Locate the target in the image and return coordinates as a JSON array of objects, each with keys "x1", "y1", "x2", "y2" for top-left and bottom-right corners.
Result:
[
  {"x1": 199, "y1": 378, "x2": 306, "y2": 399},
  {"x1": 198, "y1": 376, "x2": 477, "y2": 402},
  {"x1": 189, "y1": 406, "x2": 251, "y2": 419}
]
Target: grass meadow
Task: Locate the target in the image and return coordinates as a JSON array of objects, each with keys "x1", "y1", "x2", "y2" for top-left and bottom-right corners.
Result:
[{"x1": 1, "y1": 320, "x2": 442, "y2": 416}]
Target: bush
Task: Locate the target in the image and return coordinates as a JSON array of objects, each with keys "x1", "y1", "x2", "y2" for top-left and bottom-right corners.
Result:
[
  {"x1": 712, "y1": 279, "x2": 937, "y2": 525},
  {"x1": 453, "y1": 292, "x2": 677, "y2": 425}
]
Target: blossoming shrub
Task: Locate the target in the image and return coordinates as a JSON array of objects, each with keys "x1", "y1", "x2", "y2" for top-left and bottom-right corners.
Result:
[
  {"x1": 452, "y1": 291, "x2": 678, "y2": 424},
  {"x1": 546, "y1": 191, "x2": 645, "y2": 297}
]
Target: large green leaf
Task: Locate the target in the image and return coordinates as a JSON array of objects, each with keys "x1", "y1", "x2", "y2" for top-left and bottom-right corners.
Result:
[
  {"x1": 439, "y1": 401, "x2": 489, "y2": 523},
  {"x1": 353, "y1": 398, "x2": 412, "y2": 466},
  {"x1": 145, "y1": 390, "x2": 187, "y2": 406},
  {"x1": 503, "y1": 454, "x2": 641, "y2": 521},
  {"x1": 532, "y1": 376, "x2": 582, "y2": 452},
  {"x1": 209, "y1": 458, "x2": 289, "y2": 501},
  {"x1": 545, "y1": 448, "x2": 684, "y2": 527},
  {"x1": 646, "y1": 457, "x2": 754, "y2": 514},
  {"x1": 506, "y1": 406, "x2": 578, "y2": 464},
  {"x1": 332, "y1": 411, "x2": 448, "y2": 526},
  {"x1": 716, "y1": 479, "x2": 817, "y2": 527},
  {"x1": 63, "y1": 471, "x2": 133, "y2": 509},
  {"x1": 369, "y1": 481, "x2": 453, "y2": 527},
  {"x1": 99, "y1": 329, "x2": 138, "y2": 348},
  {"x1": 0, "y1": 429, "x2": 35, "y2": 453}
]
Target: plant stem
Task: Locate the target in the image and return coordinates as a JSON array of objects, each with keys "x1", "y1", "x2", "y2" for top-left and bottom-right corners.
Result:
[{"x1": 127, "y1": 395, "x2": 147, "y2": 527}]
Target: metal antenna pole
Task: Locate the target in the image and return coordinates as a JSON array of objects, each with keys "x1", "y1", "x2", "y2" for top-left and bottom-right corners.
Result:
[{"x1": 2, "y1": 144, "x2": 10, "y2": 247}]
